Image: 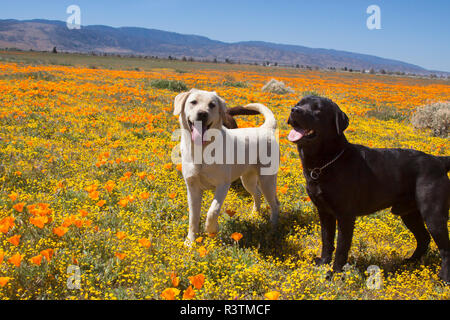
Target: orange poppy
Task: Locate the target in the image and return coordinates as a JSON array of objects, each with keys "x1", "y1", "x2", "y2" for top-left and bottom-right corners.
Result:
[
  {"x1": 83, "y1": 219, "x2": 92, "y2": 227},
  {"x1": 116, "y1": 231, "x2": 127, "y2": 240},
  {"x1": 118, "y1": 198, "x2": 129, "y2": 207},
  {"x1": 30, "y1": 216, "x2": 49, "y2": 228},
  {"x1": 53, "y1": 226, "x2": 68, "y2": 237},
  {"x1": 188, "y1": 274, "x2": 205, "y2": 290},
  {"x1": 170, "y1": 272, "x2": 180, "y2": 287},
  {"x1": 123, "y1": 171, "x2": 133, "y2": 179},
  {"x1": 7, "y1": 234, "x2": 21, "y2": 246},
  {"x1": 40, "y1": 249, "x2": 54, "y2": 262},
  {"x1": 0, "y1": 277, "x2": 11, "y2": 287},
  {"x1": 13, "y1": 202, "x2": 25, "y2": 213},
  {"x1": 0, "y1": 216, "x2": 15, "y2": 234},
  {"x1": 198, "y1": 246, "x2": 208, "y2": 258},
  {"x1": 139, "y1": 238, "x2": 152, "y2": 248},
  {"x1": 78, "y1": 209, "x2": 89, "y2": 217},
  {"x1": 137, "y1": 172, "x2": 147, "y2": 180},
  {"x1": 73, "y1": 219, "x2": 84, "y2": 228},
  {"x1": 62, "y1": 215, "x2": 76, "y2": 227},
  {"x1": 231, "y1": 232, "x2": 243, "y2": 242},
  {"x1": 115, "y1": 252, "x2": 127, "y2": 260},
  {"x1": 104, "y1": 180, "x2": 116, "y2": 193},
  {"x1": 140, "y1": 192, "x2": 150, "y2": 200},
  {"x1": 8, "y1": 192, "x2": 18, "y2": 202},
  {"x1": 84, "y1": 184, "x2": 98, "y2": 193},
  {"x1": 29, "y1": 254, "x2": 43, "y2": 266},
  {"x1": 278, "y1": 185, "x2": 288, "y2": 194},
  {"x1": 183, "y1": 286, "x2": 195, "y2": 300},
  {"x1": 96, "y1": 200, "x2": 106, "y2": 207},
  {"x1": 161, "y1": 288, "x2": 180, "y2": 300},
  {"x1": 264, "y1": 291, "x2": 280, "y2": 300},
  {"x1": 88, "y1": 190, "x2": 100, "y2": 200},
  {"x1": 8, "y1": 253, "x2": 23, "y2": 267},
  {"x1": 225, "y1": 209, "x2": 236, "y2": 217}
]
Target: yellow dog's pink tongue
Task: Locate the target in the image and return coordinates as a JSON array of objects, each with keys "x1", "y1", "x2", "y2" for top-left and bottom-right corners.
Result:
[
  {"x1": 191, "y1": 126, "x2": 203, "y2": 145},
  {"x1": 288, "y1": 129, "x2": 304, "y2": 142}
]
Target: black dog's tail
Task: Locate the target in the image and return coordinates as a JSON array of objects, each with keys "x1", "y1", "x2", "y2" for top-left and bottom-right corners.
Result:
[
  {"x1": 437, "y1": 156, "x2": 450, "y2": 172},
  {"x1": 223, "y1": 106, "x2": 261, "y2": 129},
  {"x1": 227, "y1": 106, "x2": 260, "y2": 116}
]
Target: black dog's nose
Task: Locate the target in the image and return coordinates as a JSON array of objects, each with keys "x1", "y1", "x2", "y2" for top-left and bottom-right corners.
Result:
[{"x1": 196, "y1": 111, "x2": 208, "y2": 122}]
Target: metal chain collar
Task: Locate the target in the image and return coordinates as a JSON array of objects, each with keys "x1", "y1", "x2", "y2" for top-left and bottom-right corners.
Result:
[{"x1": 308, "y1": 148, "x2": 346, "y2": 180}]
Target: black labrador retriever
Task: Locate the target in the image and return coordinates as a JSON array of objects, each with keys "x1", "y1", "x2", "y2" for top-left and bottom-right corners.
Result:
[{"x1": 287, "y1": 95, "x2": 450, "y2": 282}]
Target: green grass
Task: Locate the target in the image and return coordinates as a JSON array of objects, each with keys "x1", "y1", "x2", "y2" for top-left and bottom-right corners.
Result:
[
  {"x1": 365, "y1": 105, "x2": 410, "y2": 122},
  {"x1": 301, "y1": 90, "x2": 321, "y2": 97},
  {"x1": 149, "y1": 79, "x2": 188, "y2": 92}
]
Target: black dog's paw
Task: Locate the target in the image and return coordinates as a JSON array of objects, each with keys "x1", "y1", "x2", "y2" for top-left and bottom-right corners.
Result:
[
  {"x1": 438, "y1": 270, "x2": 450, "y2": 285},
  {"x1": 314, "y1": 257, "x2": 331, "y2": 266},
  {"x1": 404, "y1": 256, "x2": 421, "y2": 264}
]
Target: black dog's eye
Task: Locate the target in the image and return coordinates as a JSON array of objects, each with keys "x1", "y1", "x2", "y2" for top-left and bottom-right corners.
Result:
[
  {"x1": 191, "y1": 100, "x2": 198, "y2": 105},
  {"x1": 208, "y1": 102, "x2": 216, "y2": 108}
]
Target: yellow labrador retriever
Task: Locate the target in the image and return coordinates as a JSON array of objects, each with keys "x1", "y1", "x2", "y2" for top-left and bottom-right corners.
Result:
[{"x1": 173, "y1": 89, "x2": 280, "y2": 244}]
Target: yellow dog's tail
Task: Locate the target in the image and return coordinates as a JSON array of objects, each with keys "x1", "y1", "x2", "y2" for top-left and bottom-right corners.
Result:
[{"x1": 242, "y1": 103, "x2": 277, "y2": 130}]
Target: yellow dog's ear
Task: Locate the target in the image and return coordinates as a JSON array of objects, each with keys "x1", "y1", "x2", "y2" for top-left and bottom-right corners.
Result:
[
  {"x1": 214, "y1": 92, "x2": 227, "y2": 120},
  {"x1": 173, "y1": 90, "x2": 192, "y2": 116}
]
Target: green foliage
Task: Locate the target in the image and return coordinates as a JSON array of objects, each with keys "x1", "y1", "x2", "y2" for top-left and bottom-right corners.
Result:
[
  {"x1": 411, "y1": 102, "x2": 449, "y2": 138},
  {"x1": 366, "y1": 105, "x2": 409, "y2": 122},
  {"x1": 150, "y1": 79, "x2": 188, "y2": 92}
]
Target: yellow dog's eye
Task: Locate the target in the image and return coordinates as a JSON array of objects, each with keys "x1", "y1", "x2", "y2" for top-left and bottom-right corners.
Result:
[
  {"x1": 191, "y1": 100, "x2": 197, "y2": 105},
  {"x1": 208, "y1": 102, "x2": 216, "y2": 108}
]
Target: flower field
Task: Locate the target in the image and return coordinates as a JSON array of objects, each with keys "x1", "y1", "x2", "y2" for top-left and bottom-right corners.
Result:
[{"x1": 0, "y1": 54, "x2": 449, "y2": 300}]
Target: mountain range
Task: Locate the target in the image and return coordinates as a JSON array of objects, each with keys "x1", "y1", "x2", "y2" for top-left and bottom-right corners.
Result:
[{"x1": 0, "y1": 19, "x2": 444, "y2": 75}]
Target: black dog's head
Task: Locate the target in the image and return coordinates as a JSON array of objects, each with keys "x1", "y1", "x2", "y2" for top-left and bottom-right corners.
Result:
[{"x1": 287, "y1": 95, "x2": 349, "y2": 146}]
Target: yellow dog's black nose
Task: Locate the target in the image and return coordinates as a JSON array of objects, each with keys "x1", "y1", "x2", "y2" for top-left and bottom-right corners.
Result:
[{"x1": 196, "y1": 111, "x2": 208, "y2": 122}]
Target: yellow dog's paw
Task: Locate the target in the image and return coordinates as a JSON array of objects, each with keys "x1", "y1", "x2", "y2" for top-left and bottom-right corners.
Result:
[
  {"x1": 184, "y1": 235, "x2": 196, "y2": 248},
  {"x1": 251, "y1": 206, "x2": 261, "y2": 214},
  {"x1": 204, "y1": 219, "x2": 219, "y2": 235}
]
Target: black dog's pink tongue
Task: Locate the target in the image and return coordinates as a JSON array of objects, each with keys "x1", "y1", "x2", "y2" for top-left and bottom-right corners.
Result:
[{"x1": 288, "y1": 129, "x2": 305, "y2": 142}]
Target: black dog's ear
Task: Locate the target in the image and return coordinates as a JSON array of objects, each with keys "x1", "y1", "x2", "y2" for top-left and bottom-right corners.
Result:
[{"x1": 335, "y1": 106, "x2": 349, "y2": 135}]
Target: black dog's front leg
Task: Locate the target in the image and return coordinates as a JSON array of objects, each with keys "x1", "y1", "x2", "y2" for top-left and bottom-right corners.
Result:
[
  {"x1": 315, "y1": 210, "x2": 336, "y2": 266},
  {"x1": 333, "y1": 217, "x2": 356, "y2": 272}
]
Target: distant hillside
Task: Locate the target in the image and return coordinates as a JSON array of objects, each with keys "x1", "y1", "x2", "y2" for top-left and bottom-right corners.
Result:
[{"x1": 0, "y1": 19, "x2": 442, "y2": 74}]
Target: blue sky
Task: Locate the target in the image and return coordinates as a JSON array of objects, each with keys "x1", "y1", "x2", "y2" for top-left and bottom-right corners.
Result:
[{"x1": 1, "y1": 0, "x2": 449, "y2": 71}]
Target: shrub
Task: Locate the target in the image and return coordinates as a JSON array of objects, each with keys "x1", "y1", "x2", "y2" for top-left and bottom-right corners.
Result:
[
  {"x1": 222, "y1": 75, "x2": 249, "y2": 88},
  {"x1": 150, "y1": 79, "x2": 188, "y2": 92},
  {"x1": 261, "y1": 79, "x2": 294, "y2": 95},
  {"x1": 411, "y1": 102, "x2": 450, "y2": 138},
  {"x1": 366, "y1": 105, "x2": 409, "y2": 122},
  {"x1": 0, "y1": 71, "x2": 58, "y2": 81},
  {"x1": 301, "y1": 90, "x2": 320, "y2": 97},
  {"x1": 223, "y1": 80, "x2": 248, "y2": 88}
]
